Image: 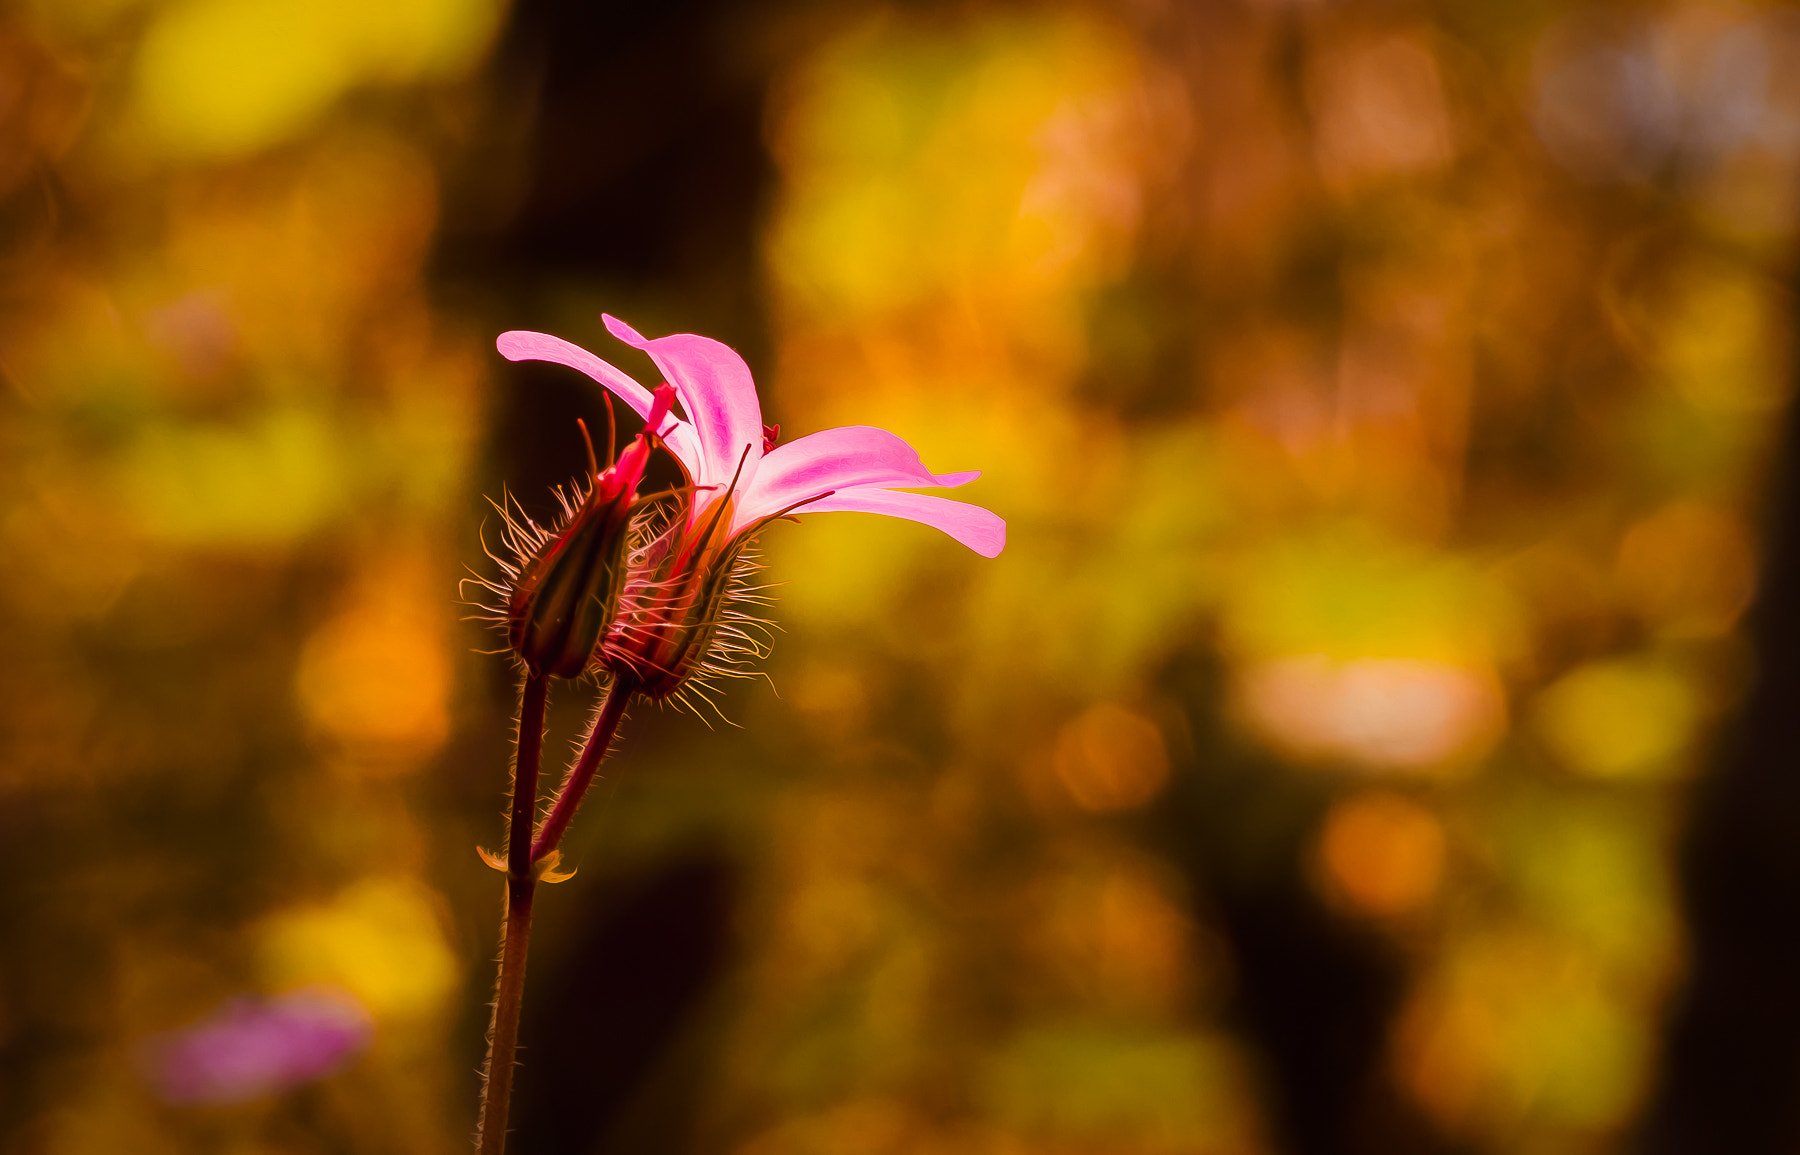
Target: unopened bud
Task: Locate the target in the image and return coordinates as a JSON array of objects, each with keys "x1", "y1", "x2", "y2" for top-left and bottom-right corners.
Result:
[
  {"x1": 508, "y1": 386, "x2": 674, "y2": 679},
  {"x1": 604, "y1": 493, "x2": 746, "y2": 699}
]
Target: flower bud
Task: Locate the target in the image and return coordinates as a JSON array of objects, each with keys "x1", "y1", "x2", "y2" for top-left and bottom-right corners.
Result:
[
  {"x1": 603, "y1": 492, "x2": 750, "y2": 700},
  {"x1": 508, "y1": 387, "x2": 673, "y2": 679}
]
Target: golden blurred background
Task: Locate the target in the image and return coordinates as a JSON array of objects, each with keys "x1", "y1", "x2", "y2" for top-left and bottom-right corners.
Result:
[{"x1": 3, "y1": 0, "x2": 1800, "y2": 1151}]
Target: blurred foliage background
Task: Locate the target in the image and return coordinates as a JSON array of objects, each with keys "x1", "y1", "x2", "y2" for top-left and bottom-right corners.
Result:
[{"x1": 3, "y1": 0, "x2": 1800, "y2": 1151}]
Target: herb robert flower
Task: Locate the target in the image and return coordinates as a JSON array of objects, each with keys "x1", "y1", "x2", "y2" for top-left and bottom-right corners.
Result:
[
  {"x1": 496, "y1": 315, "x2": 1004, "y2": 702},
  {"x1": 473, "y1": 316, "x2": 1003, "y2": 1154}
]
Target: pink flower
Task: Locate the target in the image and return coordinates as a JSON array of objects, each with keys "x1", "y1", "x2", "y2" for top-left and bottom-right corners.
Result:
[
  {"x1": 496, "y1": 316, "x2": 1004, "y2": 558},
  {"x1": 496, "y1": 316, "x2": 1004, "y2": 701},
  {"x1": 141, "y1": 987, "x2": 372, "y2": 1104}
]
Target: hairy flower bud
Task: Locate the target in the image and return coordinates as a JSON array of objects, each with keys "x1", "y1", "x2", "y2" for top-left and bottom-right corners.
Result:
[
  {"x1": 506, "y1": 386, "x2": 674, "y2": 679},
  {"x1": 602, "y1": 492, "x2": 749, "y2": 699},
  {"x1": 506, "y1": 479, "x2": 632, "y2": 679}
]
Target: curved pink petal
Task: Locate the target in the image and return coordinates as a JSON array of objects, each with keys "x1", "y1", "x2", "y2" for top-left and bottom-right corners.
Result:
[
  {"x1": 497, "y1": 330, "x2": 701, "y2": 475},
  {"x1": 741, "y1": 425, "x2": 978, "y2": 522},
  {"x1": 603, "y1": 315, "x2": 764, "y2": 487},
  {"x1": 743, "y1": 487, "x2": 1005, "y2": 558}
]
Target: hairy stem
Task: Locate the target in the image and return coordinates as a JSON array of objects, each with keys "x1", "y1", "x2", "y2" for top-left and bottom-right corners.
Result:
[
  {"x1": 476, "y1": 672, "x2": 550, "y2": 1155},
  {"x1": 531, "y1": 677, "x2": 635, "y2": 863}
]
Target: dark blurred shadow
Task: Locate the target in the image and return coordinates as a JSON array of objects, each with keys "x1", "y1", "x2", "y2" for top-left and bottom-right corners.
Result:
[
  {"x1": 444, "y1": 2, "x2": 773, "y2": 1149},
  {"x1": 1639, "y1": 290, "x2": 1800, "y2": 1154},
  {"x1": 512, "y1": 852, "x2": 737, "y2": 1155},
  {"x1": 1157, "y1": 649, "x2": 1465, "y2": 1155}
]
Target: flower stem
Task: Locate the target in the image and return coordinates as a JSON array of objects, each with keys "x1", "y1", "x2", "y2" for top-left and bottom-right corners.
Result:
[
  {"x1": 476, "y1": 671, "x2": 550, "y2": 1155},
  {"x1": 531, "y1": 677, "x2": 635, "y2": 863}
]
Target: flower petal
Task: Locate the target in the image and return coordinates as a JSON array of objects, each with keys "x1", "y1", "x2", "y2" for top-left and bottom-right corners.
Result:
[
  {"x1": 741, "y1": 425, "x2": 979, "y2": 522},
  {"x1": 753, "y1": 487, "x2": 1005, "y2": 558},
  {"x1": 496, "y1": 330, "x2": 701, "y2": 476},
  {"x1": 603, "y1": 315, "x2": 764, "y2": 486}
]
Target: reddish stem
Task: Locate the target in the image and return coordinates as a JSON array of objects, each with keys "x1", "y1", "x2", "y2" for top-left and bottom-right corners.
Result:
[
  {"x1": 476, "y1": 672, "x2": 550, "y2": 1155},
  {"x1": 531, "y1": 677, "x2": 635, "y2": 863}
]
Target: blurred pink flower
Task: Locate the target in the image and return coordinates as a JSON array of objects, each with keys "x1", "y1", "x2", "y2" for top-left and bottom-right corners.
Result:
[
  {"x1": 496, "y1": 317, "x2": 1004, "y2": 557},
  {"x1": 141, "y1": 986, "x2": 372, "y2": 1104}
]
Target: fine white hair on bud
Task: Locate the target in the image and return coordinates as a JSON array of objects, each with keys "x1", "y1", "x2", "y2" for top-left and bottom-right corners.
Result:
[
  {"x1": 598, "y1": 494, "x2": 778, "y2": 724},
  {"x1": 465, "y1": 388, "x2": 675, "y2": 680},
  {"x1": 461, "y1": 481, "x2": 596, "y2": 664}
]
